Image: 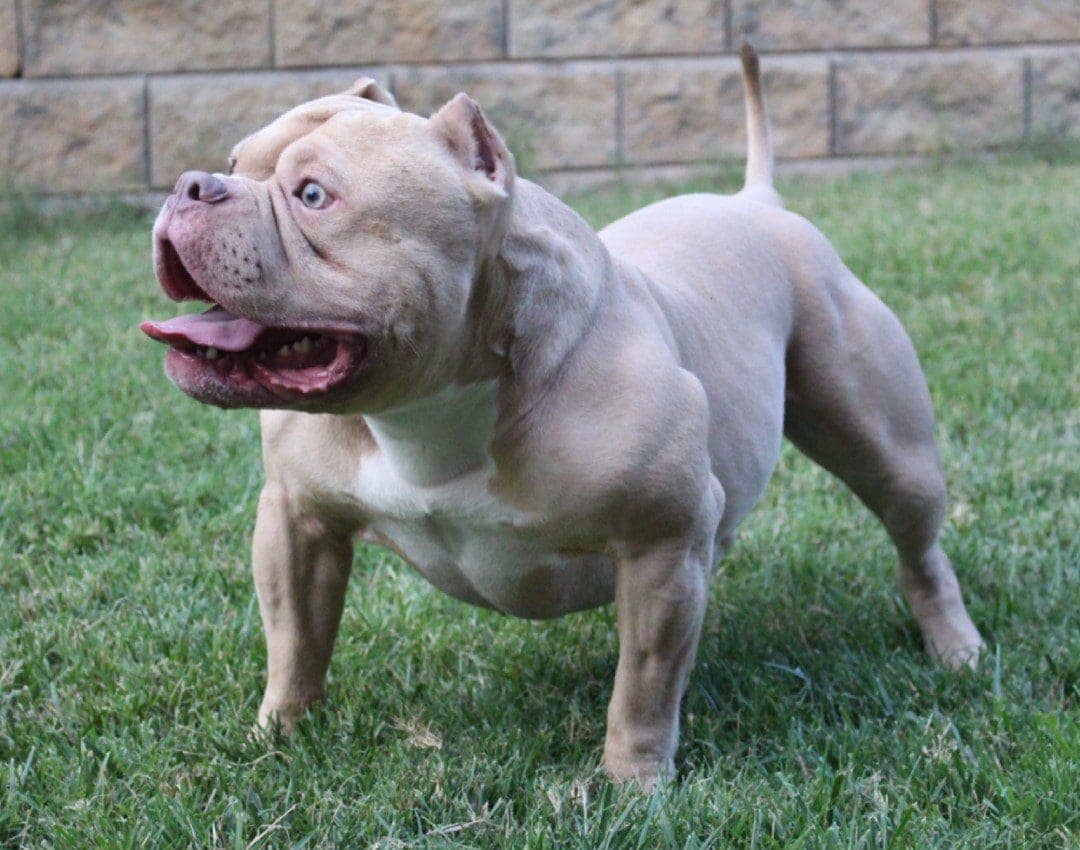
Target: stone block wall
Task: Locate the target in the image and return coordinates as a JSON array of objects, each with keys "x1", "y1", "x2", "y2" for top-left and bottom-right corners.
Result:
[{"x1": 0, "y1": 1, "x2": 1076, "y2": 195}]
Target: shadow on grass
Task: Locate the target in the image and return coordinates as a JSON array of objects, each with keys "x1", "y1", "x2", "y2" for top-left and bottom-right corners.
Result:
[{"x1": 312, "y1": 544, "x2": 990, "y2": 778}]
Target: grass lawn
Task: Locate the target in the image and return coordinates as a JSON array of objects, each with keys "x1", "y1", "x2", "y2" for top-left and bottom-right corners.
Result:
[{"x1": 1, "y1": 155, "x2": 1077, "y2": 848}]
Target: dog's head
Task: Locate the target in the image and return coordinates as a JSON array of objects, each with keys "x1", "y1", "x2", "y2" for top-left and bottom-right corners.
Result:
[{"x1": 141, "y1": 78, "x2": 514, "y2": 411}]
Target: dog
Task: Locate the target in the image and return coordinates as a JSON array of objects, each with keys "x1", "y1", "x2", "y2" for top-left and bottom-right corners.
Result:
[{"x1": 141, "y1": 45, "x2": 983, "y2": 786}]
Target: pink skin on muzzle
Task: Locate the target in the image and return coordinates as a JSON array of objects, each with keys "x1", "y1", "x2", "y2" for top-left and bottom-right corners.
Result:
[{"x1": 141, "y1": 171, "x2": 368, "y2": 408}]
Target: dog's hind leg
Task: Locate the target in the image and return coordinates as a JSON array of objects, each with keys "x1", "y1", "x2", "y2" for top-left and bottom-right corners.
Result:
[{"x1": 782, "y1": 265, "x2": 983, "y2": 668}]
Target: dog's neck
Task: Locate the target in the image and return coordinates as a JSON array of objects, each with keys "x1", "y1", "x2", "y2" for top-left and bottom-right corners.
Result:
[
  {"x1": 483, "y1": 178, "x2": 611, "y2": 395},
  {"x1": 361, "y1": 180, "x2": 613, "y2": 487},
  {"x1": 362, "y1": 378, "x2": 500, "y2": 486}
]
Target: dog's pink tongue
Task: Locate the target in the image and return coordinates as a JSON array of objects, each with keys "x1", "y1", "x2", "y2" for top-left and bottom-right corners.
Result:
[{"x1": 140, "y1": 306, "x2": 267, "y2": 352}]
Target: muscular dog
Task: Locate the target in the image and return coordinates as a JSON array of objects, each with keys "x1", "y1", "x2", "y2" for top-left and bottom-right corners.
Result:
[{"x1": 141, "y1": 46, "x2": 982, "y2": 785}]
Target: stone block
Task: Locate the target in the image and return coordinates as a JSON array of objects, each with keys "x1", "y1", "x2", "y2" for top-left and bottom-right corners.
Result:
[
  {"x1": 509, "y1": 0, "x2": 725, "y2": 58},
  {"x1": 937, "y1": 0, "x2": 1080, "y2": 45},
  {"x1": 21, "y1": 0, "x2": 269, "y2": 76},
  {"x1": 622, "y1": 56, "x2": 829, "y2": 164},
  {"x1": 394, "y1": 62, "x2": 618, "y2": 171},
  {"x1": 835, "y1": 54, "x2": 1024, "y2": 154},
  {"x1": 1030, "y1": 52, "x2": 1080, "y2": 137},
  {"x1": 0, "y1": 79, "x2": 145, "y2": 191},
  {"x1": 148, "y1": 71, "x2": 377, "y2": 188},
  {"x1": 0, "y1": 0, "x2": 17, "y2": 77},
  {"x1": 732, "y1": 0, "x2": 929, "y2": 49},
  {"x1": 276, "y1": 0, "x2": 503, "y2": 66}
]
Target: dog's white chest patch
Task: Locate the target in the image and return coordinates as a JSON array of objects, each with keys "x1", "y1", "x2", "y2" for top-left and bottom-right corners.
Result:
[{"x1": 353, "y1": 381, "x2": 614, "y2": 618}]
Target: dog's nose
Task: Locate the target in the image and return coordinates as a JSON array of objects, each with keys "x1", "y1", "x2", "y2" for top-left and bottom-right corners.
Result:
[{"x1": 175, "y1": 170, "x2": 231, "y2": 204}]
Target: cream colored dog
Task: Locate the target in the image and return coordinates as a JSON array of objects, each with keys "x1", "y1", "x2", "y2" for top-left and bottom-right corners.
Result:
[{"x1": 142, "y1": 46, "x2": 982, "y2": 785}]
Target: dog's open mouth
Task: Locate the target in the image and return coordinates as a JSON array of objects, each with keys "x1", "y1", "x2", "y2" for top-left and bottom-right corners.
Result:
[{"x1": 141, "y1": 240, "x2": 367, "y2": 408}]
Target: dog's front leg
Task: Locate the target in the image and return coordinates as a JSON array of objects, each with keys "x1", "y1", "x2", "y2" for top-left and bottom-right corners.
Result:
[
  {"x1": 603, "y1": 524, "x2": 715, "y2": 787},
  {"x1": 252, "y1": 483, "x2": 353, "y2": 732}
]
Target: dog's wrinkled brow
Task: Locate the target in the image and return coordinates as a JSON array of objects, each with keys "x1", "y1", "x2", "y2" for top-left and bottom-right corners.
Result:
[
  {"x1": 230, "y1": 96, "x2": 383, "y2": 182},
  {"x1": 286, "y1": 146, "x2": 320, "y2": 173}
]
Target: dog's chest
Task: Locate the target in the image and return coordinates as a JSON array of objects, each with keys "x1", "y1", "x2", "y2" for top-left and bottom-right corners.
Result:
[
  {"x1": 347, "y1": 382, "x2": 614, "y2": 618},
  {"x1": 354, "y1": 456, "x2": 613, "y2": 617}
]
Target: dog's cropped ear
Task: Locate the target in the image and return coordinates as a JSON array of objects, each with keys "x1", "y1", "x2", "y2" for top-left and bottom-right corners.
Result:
[
  {"x1": 347, "y1": 77, "x2": 398, "y2": 108},
  {"x1": 428, "y1": 93, "x2": 514, "y2": 199}
]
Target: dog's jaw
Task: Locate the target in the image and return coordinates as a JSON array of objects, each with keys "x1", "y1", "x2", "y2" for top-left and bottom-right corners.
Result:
[{"x1": 144, "y1": 200, "x2": 372, "y2": 409}]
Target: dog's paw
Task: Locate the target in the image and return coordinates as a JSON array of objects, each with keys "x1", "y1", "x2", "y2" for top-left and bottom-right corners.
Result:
[
  {"x1": 923, "y1": 618, "x2": 984, "y2": 671},
  {"x1": 247, "y1": 720, "x2": 282, "y2": 747},
  {"x1": 256, "y1": 691, "x2": 325, "y2": 735},
  {"x1": 602, "y1": 749, "x2": 675, "y2": 791},
  {"x1": 929, "y1": 639, "x2": 984, "y2": 671}
]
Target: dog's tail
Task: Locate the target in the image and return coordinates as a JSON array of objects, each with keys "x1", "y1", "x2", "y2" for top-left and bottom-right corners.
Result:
[{"x1": 738, "y1": 42, "x2": 781, "y2": 206}]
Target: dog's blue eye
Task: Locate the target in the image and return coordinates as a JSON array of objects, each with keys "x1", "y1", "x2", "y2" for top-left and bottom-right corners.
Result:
[{"x1": 299, "y1": 181, "x2": 328, "y2": 209}]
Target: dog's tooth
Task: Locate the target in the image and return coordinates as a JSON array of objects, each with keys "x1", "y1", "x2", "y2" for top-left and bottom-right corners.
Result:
[
  {"x1": 295, "y1": 337, "x2": 313, "y2": 353},
  {"x1": 205, "y1": 347, "x2": 219, "y2": 360},
  {"x1": 278, "y1": 345, "x2": 290, "y2": 357}
]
